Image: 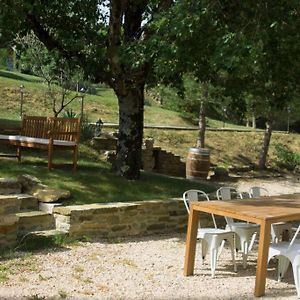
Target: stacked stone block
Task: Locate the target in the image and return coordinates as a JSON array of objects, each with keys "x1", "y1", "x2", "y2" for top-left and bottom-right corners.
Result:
[
  {"x1": 54, "y1": 199, "x2": 193, "y2": 238},
  {"x1": 92, "y1": 135, "x2": 186, "y2": 178},
  {"x1": 142, "y1": 138, "x2": 155, "y2": 171},
  {"x1": 0, "y1": 195, "x2": 20, "y2": 247},
  {"x1": 152, "y1": 148, "x2": 186, "y2": 177}
]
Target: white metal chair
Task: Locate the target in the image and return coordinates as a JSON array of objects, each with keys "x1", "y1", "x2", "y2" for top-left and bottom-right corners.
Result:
[
  {"x1": 268, "y1": 225, "x2": 300, "y2": 298},
  {"x1": 249, "y1": 186, "x2": 292, "y2": 243},
  {"x1": 216, "y1": 187, "x2": 260, "y2": 269},
  {"x1": 183, "y1": 189, "x2": 237, "y2": 277}
]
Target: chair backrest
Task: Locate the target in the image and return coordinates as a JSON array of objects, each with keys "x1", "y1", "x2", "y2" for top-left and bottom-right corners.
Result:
[
  {"x1": 249, "y1": 186, "x2": 270, "y2": 198},
  {"x1": 183, "y1": 189, "x2": 217, "y2": 228},
  {"x1": 239, "y1": 192, "x2": 251, "y2": 199},
  {"x1": 216, "y1": 187, "x2": 239, "y2": 201},
  {"x1": 216, "y1": 187, "x2": 240, "y2": 227},
  {"x1": 288, "y1": 225, "x2": 300, "y2": 249}
]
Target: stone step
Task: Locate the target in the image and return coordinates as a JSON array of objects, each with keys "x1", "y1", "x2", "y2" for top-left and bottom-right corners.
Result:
[
  {"x1": 16, "y1": 211, "x2": 55, "y2": 236},
  {"x1": 0, "y1": 195, "x2": 21, "y2": 214},
  {"x1": 0, "y1": 178, "x2": 22, "y2": 195},
  {"x1": 16, "y1": 194, "x2": 39, "y2": 211},
  {"x1": 17, "y1": 229, "x2": 69, "y2": 250}
]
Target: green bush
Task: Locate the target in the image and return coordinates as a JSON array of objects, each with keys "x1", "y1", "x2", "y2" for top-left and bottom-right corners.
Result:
[
  {"x1": 80, "y1": 115, "x2": 95, "y2": 142},
  {"x1": 63, "y1": 109, "x2": 77, "y2": 118},
  {"x1": 274, "y1": 143, "x2": 300, "y2": 170}
]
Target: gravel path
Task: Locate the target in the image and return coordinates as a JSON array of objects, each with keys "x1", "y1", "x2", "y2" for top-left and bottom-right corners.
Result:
[{"x1": 1, "y1": 176, "x2": 300, "y2": 300}]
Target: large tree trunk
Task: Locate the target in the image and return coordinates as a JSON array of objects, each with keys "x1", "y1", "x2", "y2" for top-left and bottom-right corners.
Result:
[
  {"x1": 258, "y1": 118, "x2": 273, "y2": 169},
  {"x1": 252, "y1": 114, "x2": 256, "y2": 129},
  {"x1": 114, "y1": 83, "x2": 145, "y2": 180}
]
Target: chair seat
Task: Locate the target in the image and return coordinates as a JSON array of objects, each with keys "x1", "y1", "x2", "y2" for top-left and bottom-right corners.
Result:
[
  {"x1": 270, "y1": 241, "x2": 300, "y2": 254},
  {"x1": 216, "y1": 186, "x2": 260, "y2": 270},
  {"x1": 197, "y1": 228, "x2": 232, "y2": 238},
  {"x1": 268, "y1": 225, "x2": 300, "y2": 298},
  {"x1": 231, "y1": 222, "x2": 259, "y2": 229}
]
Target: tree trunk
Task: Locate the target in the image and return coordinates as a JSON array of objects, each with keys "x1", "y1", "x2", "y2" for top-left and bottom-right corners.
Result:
[
  {"x1": 258, "y1": 118, "x2": 273, "y2": 169},
  {"x1": 114, "y1": 84, "x2": 144, "y2": 180},
  {"x1": 197, "y1": 101, "x2": 206, "y2": 148},
  {"x1": 252, "y1": 114, "x2": 256, "y2": 129},
  {"x1": 246, "y1": 118, "x2": 250, "y2": 127}
]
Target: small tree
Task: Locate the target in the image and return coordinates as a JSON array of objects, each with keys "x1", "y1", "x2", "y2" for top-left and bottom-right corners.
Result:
[{"x1": 15, "y1": 32, "x2": 85, "y2": 117}]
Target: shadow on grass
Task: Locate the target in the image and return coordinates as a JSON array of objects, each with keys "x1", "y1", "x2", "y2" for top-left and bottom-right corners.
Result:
[
  {"x1": 0, "y1": 70, "x2": 42, "y2": 83},
  {"x1": 0, "y1": 148, "x2": 219, "y2": 205}
]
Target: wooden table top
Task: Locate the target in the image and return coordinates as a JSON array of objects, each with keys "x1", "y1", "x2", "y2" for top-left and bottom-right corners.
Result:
[{"x1": 190, "y1": 194, "x2": 300, "y2": 224}]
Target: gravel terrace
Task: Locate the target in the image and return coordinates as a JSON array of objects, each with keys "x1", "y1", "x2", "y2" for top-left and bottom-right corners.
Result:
[{"x1": 1, "y1": 176, "x2": 300, "y2": 300}]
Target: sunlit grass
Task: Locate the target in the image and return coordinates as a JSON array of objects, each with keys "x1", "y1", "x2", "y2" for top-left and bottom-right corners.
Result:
[{"x1": 0, "y1": 143, "x2": 215, "y2": 205}]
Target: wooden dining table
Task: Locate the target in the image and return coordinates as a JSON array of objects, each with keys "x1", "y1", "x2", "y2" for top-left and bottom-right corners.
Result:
[{"x1": 183, "y1": 193, "x2": 300, "y2": 297}]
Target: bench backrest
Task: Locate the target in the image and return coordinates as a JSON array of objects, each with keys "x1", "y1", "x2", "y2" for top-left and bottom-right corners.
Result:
[{"x1": 21, "y1": 116, "x2": 81, "y2": 142}]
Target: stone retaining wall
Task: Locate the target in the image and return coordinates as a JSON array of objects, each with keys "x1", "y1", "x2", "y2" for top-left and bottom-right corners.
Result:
[
  {"x1": 53, "y1": 199, "x2": 214, "y2": 238},
  {"x1": 0, "y1": 196, "x2": 20, "y2": 247},
  {"x1": 91, "y1": 136, "x2": 186, "y2": 178}
]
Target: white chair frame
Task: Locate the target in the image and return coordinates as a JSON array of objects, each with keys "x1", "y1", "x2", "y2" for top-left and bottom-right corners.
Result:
[
  {"x1": 216, "y1": 187, "x2": 259, "y2": 269},
  {"x1": 268, "y1": 225, "x2": 300, "y2": 298},
  {"x1": 249, "y1": 186, "x2": 292, "y2": 243},
  {"x1": 183, "y1": 189, "x2": 237, "y2": 277}
]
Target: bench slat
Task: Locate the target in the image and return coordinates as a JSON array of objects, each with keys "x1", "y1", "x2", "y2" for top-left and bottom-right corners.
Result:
[{"x1": 0, "y1": 116, "x2": 81, "y2": 171}]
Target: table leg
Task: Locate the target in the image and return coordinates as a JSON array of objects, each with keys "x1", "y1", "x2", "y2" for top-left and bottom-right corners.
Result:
[
  {"x1": 184, "y1": 207, "x2": 199, "y2": 276},
  {"x1": 255, "y1": 221, "x2": 271, "y2": 297}
]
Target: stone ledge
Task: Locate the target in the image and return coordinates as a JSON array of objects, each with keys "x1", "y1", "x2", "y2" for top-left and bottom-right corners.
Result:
[
  {"x1": 54, "y1": 198, "x2": 189, "y2": 238},
  {"x1": 53, "y1": 202, "x2": 141, "y2": 215}
]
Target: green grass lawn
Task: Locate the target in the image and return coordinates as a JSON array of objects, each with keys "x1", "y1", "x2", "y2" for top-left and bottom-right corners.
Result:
[
  {"x1": 0, "y1": 69, "x2": 299, "y2": 206},
  {"x1": 0, "y1": 144, "x2": 216, "y2": 205}
]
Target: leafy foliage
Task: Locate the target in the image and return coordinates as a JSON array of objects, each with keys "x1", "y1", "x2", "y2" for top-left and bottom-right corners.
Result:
[
  {"x1": 274, "y1": 143, "x2": 300, "y2": 170},
  {"x1": 2, "y1": 0, "x2": 300, "y2": 176}
]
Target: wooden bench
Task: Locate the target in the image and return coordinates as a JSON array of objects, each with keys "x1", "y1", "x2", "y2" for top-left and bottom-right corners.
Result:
[{"x1": 0, "y1": 116, "x2": 81, "y2": 171}]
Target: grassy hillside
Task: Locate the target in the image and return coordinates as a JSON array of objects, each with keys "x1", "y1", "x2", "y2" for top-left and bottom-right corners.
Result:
[{"x1": 1, "y1": 69, "x2": 299, "y2": 170}]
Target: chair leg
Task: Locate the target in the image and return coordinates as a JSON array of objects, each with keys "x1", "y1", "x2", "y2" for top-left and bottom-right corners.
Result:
[
  {"x1": 248, "y1": 232, "x2": 257, "y2": 252},
  {"x1": 242, "y1": 253, "x2": 248, "y2": 270},
  {"x1": 210, "y1": 247, "x2": 218, "y2": 278},
  {"x1": 292, "y1": 263, "x2": 300, "y2": 298},
  {"x1": 73, "y1": 146, "x2": 78, "y2": 172},
  {"x1": 240, "y1": 239, "x2": 249, "y2": 269},
  {"x1": 278, "y1": 256, "x2": 291, "y2": 281},
  {"x1": 17, "y1": 146, "x2": 21, "y2": 162},
  {"x1": 218, "y1": 239, "x2": 226, "y2": 259},
  {"x1": 48, "y1": 145, "x2": 53, "y2": 170},
  {"x1": 226, "y1": 235, "x2": 237, "y2": 272},
  {"x1": 234, "y1": 234, "x2": 241, "y2": 253},
  {"x1": 201, "y1": 240, "x2": 208, "y2": 262}
]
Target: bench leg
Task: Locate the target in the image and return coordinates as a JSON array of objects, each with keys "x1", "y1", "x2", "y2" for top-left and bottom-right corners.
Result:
[
  {"x1": 17, "y1": 146, "x2": 21, "y2": 162},
  {"x1": 73, "y1": 146, "x2": 78, "y2": 172},
  {"x1": 48, "y1": 145, "x2": 53, "y2": 170}
]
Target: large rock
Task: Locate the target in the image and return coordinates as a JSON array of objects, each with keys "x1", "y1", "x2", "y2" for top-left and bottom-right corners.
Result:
[
  {"x1": 17, "y1": 174, "x2": 71, "y2": 203},
  {"x1": 33, "y1": 188, "x2": 71, "y2": 203},
  {"x1": 17, "y1": 174, "x2": 46, "y2": 193}
]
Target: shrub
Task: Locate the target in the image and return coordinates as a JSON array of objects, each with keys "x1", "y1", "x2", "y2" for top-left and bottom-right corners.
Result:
[
  {"x1": 63, "y1": 109, "x2": 77, "y2": 118},
  {"x1": 274, "y1": 143, "x2": 300, "y2": 170}
]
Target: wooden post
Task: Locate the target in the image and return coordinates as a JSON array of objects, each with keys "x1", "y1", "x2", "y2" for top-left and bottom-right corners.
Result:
[
  {"x1": 184, "y1": 205, "x2": 199, "y2": 276},
  {"x1": 255, "y1": 220, "x2": 271, "y2": 297}
]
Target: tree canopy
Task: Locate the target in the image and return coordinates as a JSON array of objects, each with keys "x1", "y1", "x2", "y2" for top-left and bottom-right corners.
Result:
[{"x1": 1, "y1": 1, "x2": 300, "y2": 175}]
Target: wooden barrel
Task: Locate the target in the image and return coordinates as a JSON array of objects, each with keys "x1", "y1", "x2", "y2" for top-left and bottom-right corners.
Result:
[{"x1": 186, "y1": 147, "x2": 210, "y2": 180}]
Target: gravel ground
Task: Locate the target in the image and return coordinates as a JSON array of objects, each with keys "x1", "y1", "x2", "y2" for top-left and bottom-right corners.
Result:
[{"x1": 1, "y1": 176, "x2": 300, "y2": 300}]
